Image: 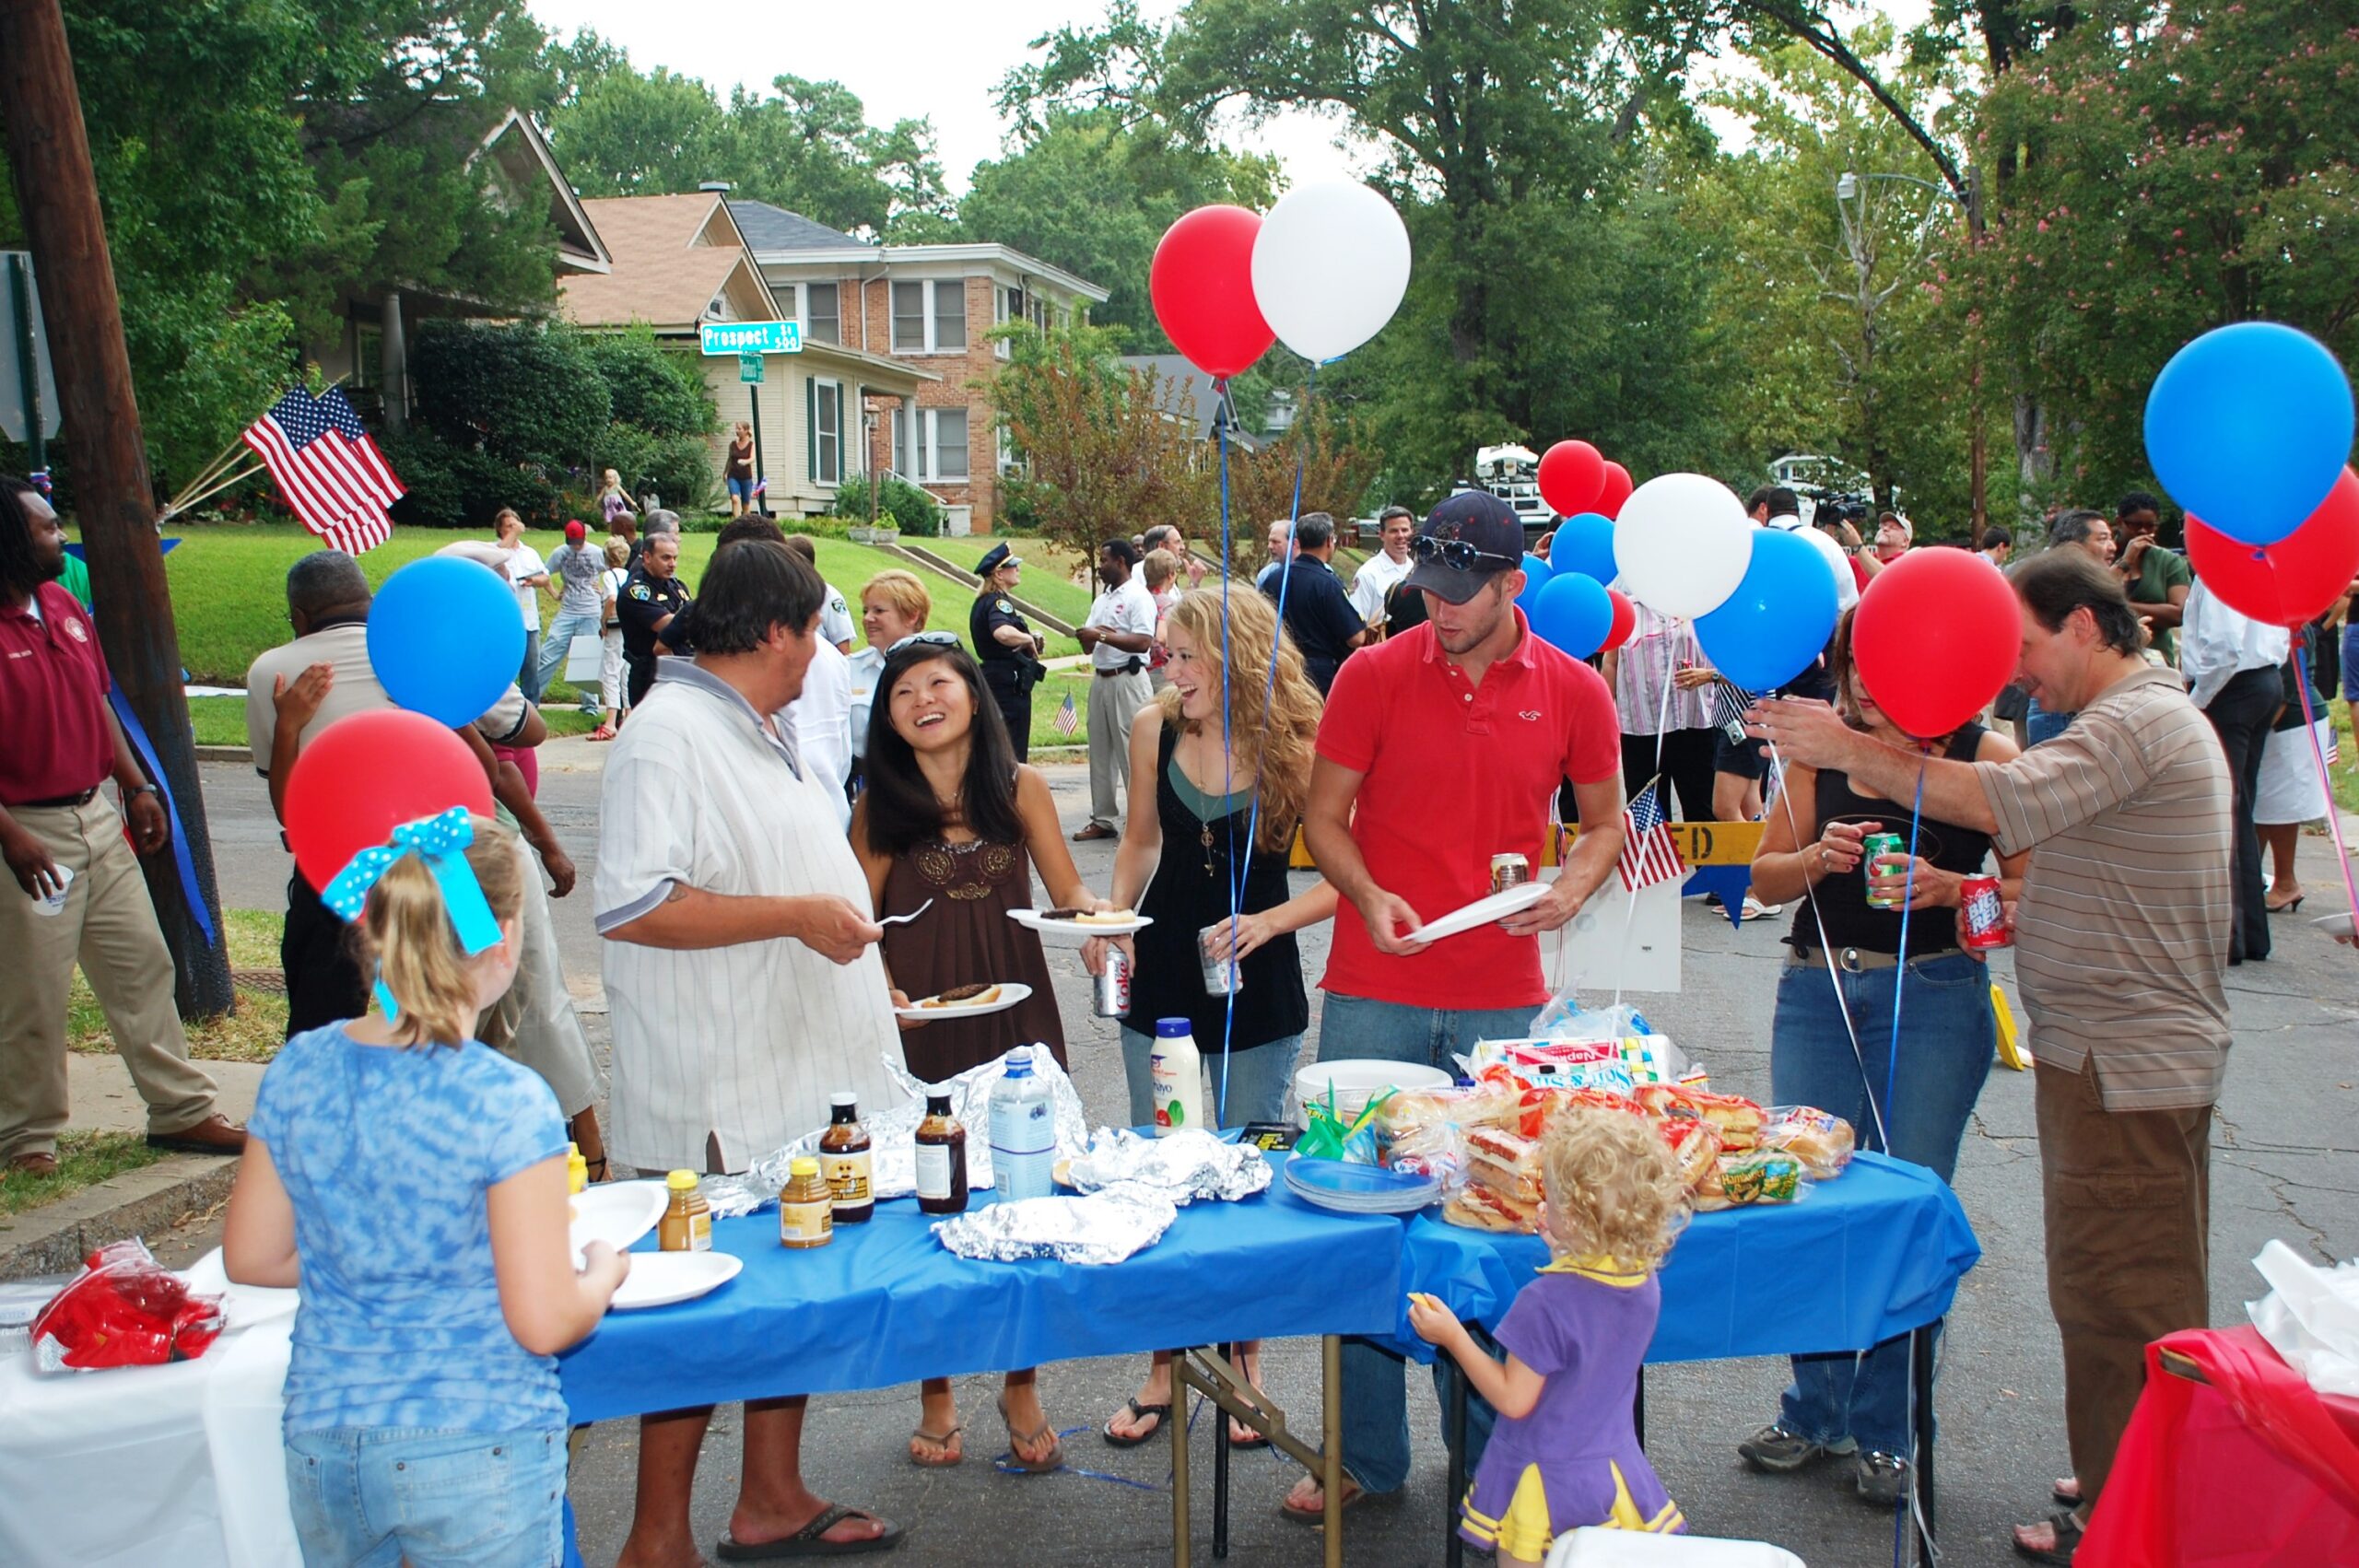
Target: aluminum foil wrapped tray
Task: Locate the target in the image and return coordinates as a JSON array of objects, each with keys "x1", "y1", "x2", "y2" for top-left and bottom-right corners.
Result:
[
  {"x1": 1065, "y1": 1128, "x2": 1271, "y2": 1205},
  {"x1": 933, "y1": 1190, "x2": 1180, "y2": 1266},
  {"x1": 702, "y1": 1047, "x2": 1091, "y2": 1219}
]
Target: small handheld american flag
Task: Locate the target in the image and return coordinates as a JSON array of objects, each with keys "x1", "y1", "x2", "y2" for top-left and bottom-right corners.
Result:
[
  {"x1": 1053, "y1": 689, "x2": 1080, "y2": 737},
  {"x1": 1709, "y1": 676, "x2": 1755, "y2": 743},
  {"x1": 1617, "y1": 778, "x2": 1687, "y2": 893},
  {"x1": 241, "y1": 386, "x2": 402, "y2": 555}
]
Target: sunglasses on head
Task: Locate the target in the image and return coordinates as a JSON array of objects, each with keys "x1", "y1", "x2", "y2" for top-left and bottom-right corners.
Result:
[
  {"x1": 1413, "y1": 535, "x2": 1519, "y2": 572},
  {"x1": 886, "y1": 630, "x2": 962, "y2": 656}
]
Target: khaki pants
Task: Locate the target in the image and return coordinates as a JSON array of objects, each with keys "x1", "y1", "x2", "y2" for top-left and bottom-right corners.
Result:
[
  {"x1": 2035, "y1": 1056, "x2": 2212, "y2": 1515},
  {"x1": 1086, "y1": 668, "x2": 1150, "y2": 829},
  {"x1": 475, "y1": 843, "x2": 599, "y2": 1117},
  {"x1": 0, "y1": 796, "x2": 218, "y2": 1159}
]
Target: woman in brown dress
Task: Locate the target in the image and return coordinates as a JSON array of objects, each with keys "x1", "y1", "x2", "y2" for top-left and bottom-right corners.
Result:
[{"x1": 850, "y1": 631, "x2": 1104, "y2": 1475}]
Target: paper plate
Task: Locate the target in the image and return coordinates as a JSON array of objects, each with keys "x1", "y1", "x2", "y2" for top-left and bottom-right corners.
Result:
[
  {"x1": 1402, "y1": 881, "x2": 1550, "y2": 944},
  {"x1": 1284, "y1": 1157, "x2": 1438, "y2": 1214},
  {"x1": 571, "y1": 1180, "x2": 669, "y2": 1268},
  {"x1": 608, "y1": 1250, "x2": 743, "y2": 1312},
  {"x1": 894, "y1": 981, "x2": 1033, "y2": 1021},
  {"x1": 1007, "y1": 908, "x2": 1154, "y2": 945},
  {"x1": 2311, "y1": 910, "x2": 2356, "y2": 940}
]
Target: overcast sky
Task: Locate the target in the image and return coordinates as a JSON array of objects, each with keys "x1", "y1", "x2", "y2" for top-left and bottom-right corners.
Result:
[{"x1": 532, "y1": 0, "x2": 1935, "y2": 194}]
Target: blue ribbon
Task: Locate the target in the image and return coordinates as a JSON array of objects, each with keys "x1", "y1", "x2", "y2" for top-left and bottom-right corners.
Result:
[
  {"x1": 320, "y1": 807, "x2": 503, "y2": 961},
  {"x1": 105, "y1": 689, "x2": 216, "y2": 948}
]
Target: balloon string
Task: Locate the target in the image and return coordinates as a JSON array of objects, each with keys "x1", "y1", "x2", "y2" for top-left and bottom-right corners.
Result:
[
  {"x1": 1879, "y1": 751, "x2": 1931, "y2": 1159},
  {"x1": 2294, "y1": 657, "x2": 2359, "y2": 929},
  {"x1": 1215, "y1": 380, "x2": 1237, "y2": 1127}
]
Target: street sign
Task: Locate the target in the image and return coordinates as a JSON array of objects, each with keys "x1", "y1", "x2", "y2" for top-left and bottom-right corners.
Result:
[
  {"x1": 0, "y1": 252, "x2": 61, "y2": 444},
  {"x1": 738, "y1": 352, "x2": 765, "y2": 385},
  {"x1": 700, "y1": 320, "x2": 801, "y2": 356}
]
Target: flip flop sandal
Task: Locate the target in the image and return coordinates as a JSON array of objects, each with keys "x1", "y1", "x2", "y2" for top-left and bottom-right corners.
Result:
[
  {"x1": 1101, "y1": 1398, "x2": 1171, "y2": 1449},
  {"x1": 908, "y1": 1423, "x2": 963, "y2": 1468},
  {"x1": 997, "y1": 1391, "x2": 1063, "y2": 1474},
  {"x1": 1280, "y1": 1475, "x2": 1369, "y2": 1525},
  {"x1": 1227, "y1": 1419, "x2": 1272, "y2": 1451},
  {"x1": 714, "y1": 1504, "x2": 904, "y2": 1559},
  {"x1": 2012, "y1": 1508, "x2": 2085, "y2": 1566}
]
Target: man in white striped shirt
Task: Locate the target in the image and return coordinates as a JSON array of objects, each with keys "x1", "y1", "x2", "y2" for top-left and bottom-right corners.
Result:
[{"x1": 596, "y1": 536, "x2": 905, "y2": 1561}]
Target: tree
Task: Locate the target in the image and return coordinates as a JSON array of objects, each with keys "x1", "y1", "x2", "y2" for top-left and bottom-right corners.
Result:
[
  {"x1": 1224, "y1": 393, "x2": 1383, "y2": 569},
  {"x1": 991, "y1": 324, "x2": 1217, "y2": 563}
]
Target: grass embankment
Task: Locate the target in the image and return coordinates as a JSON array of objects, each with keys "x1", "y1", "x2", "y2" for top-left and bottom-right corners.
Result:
[
  {"x1": 0, "y1": 1131, "x2": 164, "y2": 1217},
  {"x1": 69, "y1": 908, "x2": 288, "y2": 1063}
]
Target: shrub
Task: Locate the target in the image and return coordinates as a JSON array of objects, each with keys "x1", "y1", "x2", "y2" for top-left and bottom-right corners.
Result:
[
  {"x1": 830, "y1": 474, "x2": 943, "y2": 536},
  {"x1": 585, "y1": 327, "x2": 712, "y2": 438}
]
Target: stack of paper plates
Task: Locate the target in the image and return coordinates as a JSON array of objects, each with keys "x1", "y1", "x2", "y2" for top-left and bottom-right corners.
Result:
[{"x1": 1283, "y1": 1156, "x2": 1439, "y2": 1215}]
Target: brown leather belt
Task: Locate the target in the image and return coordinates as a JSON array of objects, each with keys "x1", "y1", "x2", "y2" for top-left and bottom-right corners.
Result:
[
  {"x1": 1787, "y1": 944, "x2": 1961, "y2": 974},
  {"x1": 15, "y1": 787, "x2": 99, "y2": 810}
]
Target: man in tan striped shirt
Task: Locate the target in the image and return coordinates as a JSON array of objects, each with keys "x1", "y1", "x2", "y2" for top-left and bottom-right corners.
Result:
[{"x1": 1751, "y1": 549, "x2": 2231, "y2": 1565}]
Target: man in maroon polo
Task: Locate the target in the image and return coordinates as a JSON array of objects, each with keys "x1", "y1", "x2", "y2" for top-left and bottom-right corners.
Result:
[{"x1": 0, "y1": 476, "x2": 243, "y2": 1175}]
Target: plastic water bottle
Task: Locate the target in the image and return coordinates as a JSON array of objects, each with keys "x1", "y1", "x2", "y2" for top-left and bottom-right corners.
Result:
[
  {"x1": 989, "y1": 1047, "x2": 1055, "y2": 1200},
  {"x1": 1149, "y1": 1017, "x2": 1204, "y2": 1136}
]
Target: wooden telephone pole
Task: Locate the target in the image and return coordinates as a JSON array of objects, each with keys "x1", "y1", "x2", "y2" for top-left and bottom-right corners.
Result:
[{"x1": 0, "y1": 0, "x2": 232, "y2": 1016}]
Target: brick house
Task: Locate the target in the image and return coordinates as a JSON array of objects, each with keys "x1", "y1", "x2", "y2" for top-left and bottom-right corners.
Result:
[
  {"x1": 730, "y1": 200, "x2": 1109, "y2": 534},
  {"x1": 558, "y1": 191, "x2": 930, "y2": 519}
]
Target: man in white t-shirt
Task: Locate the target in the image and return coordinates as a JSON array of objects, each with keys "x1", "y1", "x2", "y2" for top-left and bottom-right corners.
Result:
[
  {"x1": 535, "y1": 519, "x2": 609, "y2": 709},
  {"x1": 1349, "y1": 506, "x2": 1417, "y2": 636},
  {"x1": 1073, "y1": 536, "x2": 1157, "y2": 840},
  {"x1": 787, "y1": 636, "x2": 855, "y2": 827},
  {"x1": 494, "y1": 508, "x2": 550, "y2": 700}
]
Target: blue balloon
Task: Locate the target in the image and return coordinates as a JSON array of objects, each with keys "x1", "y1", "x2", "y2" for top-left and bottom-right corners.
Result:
[
  {"x1": 368, "y1": 556, "x2": 527, "y2": 727},
  {"x1": 1554, "y1": 511, "x2": 1618, "y2": 584},
  {"x1": 1693, "y1": 529, "x2": 1838, "y2": 693},
  {"x1": 1530, "y1": 571, "x2": 1614, "y2": 660},
  {"x1": 2143, "y1": 322, "x2": 2354, "y2": 545},
  {"x1": 1515, "y1": 552, "x2": 1554, "y2": 614}
]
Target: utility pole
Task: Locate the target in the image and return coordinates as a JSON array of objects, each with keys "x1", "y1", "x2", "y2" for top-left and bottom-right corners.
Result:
[{"x1": 0, "y1": 0, "x2": 232, "y2": 1016}]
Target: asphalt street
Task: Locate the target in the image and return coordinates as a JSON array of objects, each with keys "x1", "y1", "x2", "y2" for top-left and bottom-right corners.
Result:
[{"x1": 187, "y1": 743, "x2": 2359, "y2": 1567}]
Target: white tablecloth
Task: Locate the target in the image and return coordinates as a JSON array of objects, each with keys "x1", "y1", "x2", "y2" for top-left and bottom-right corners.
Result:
[{"x1": 0, "y1": 1252, "x2": 301, "y2": 1568}]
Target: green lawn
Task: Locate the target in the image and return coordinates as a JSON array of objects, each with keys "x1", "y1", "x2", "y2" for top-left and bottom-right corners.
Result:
[
  {"x1": 69, "y1": 908, "x2": 288, "y2": 1062},
  {"x1": 0, "y1": 1130, "x2": 163, "y2": 1216}
]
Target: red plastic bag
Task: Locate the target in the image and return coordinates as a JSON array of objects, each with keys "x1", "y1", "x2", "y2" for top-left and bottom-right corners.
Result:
[{"x1": 29, "y1": 1239, "x2": 226, "y2": 1373}]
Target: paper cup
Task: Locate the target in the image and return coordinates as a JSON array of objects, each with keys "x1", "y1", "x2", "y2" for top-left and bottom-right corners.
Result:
[{"x1": 30, "y1": 862, "x2": 73, "y2": 918}]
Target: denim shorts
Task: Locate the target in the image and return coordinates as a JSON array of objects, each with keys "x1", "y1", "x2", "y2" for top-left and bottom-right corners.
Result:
[
  {"x1": 726, "y1": 475, "x2": 754, "y2": 502},
  {"x1": 286, "y1": 1425, "x2": 567, "y2": 1568}
]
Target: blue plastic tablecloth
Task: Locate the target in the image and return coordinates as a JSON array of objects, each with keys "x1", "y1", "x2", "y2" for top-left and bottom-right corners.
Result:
[
  {"x1": 558, "y1": 1154, "x2": 1406, "y2": 1423},
  {"x1": 1390, "y1": 1153, "x2": 1980, "y2": 1364}
]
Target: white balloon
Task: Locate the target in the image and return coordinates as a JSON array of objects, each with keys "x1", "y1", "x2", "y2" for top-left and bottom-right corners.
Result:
[
  {"x1": 1613, "y1": 474, "x2": 1755, "y2": 620},
  {"x1": 1250, "y1": 182, "x2": 1411, "y2": 364}
]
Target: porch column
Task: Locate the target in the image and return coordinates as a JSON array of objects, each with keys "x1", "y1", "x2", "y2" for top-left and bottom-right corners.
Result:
[{"x1": 378, "y1": 290, "x2": 407, "y2": 433}]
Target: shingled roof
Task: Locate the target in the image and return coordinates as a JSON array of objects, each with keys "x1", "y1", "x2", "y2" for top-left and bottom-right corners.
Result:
[{"x1": 727, "y1": 200, "x2": 873, "y2": 255}]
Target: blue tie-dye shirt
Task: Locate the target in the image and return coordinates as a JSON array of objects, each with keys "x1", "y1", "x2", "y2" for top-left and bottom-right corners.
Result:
[{"x1": 249, "y1": 1024, "x2": 571, "y2": 1435}]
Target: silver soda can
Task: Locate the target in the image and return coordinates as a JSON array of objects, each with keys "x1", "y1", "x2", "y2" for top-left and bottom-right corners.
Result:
[
  {"x1": 1490, "y1": 853, "x2": 1531, "y2": 895},
  {"x1": 1199, "y1": 922, "x2": 1240, "y2": 997},
  {"x1": 1094, "y1": 945, "x2": 1132, "y2": 1017}
]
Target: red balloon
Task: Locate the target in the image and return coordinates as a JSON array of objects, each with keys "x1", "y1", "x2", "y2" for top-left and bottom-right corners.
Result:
[
  {"x1": 1602, "y1": 588, "x2": 1637, "y2": 651},
  {"x1": 1595, "y1": 462, "x2": 1636, "y2": 521},
  {"x1": 1851, "y1": 549, "x2": 2021, "y2": 740},
  {"x1": 1149, "y1": 205, "x2": 1274, "y2": 380},
  {"x1": 1538, "y1": 440, "x2": 1606, "y2": 518},
  {"x1": 285, "y1": 711, "x2": 494, "y2": 893},
  {"x1": 2186, "y1": 467, "x2": 2359, "y2": 627}
]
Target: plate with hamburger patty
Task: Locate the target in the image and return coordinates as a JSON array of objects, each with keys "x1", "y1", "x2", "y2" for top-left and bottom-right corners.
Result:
[
  {"x1": 894, "y1": 981, "x2": 1034, "y2": 1021},
  {"x1": 1006, "y1": 907, "x2": 1155, "y2": 944}
]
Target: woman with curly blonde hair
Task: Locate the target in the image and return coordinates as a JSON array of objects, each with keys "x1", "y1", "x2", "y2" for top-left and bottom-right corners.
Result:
[
  {"x1": 1412, "y1": 1108, "x2": 1689, "y2": 1562},
  {"x1": 1086, "y1": 586, "x2": 1338, "y2": 1448}
]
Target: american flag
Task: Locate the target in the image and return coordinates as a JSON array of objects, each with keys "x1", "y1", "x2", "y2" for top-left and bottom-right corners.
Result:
[
  {"x1": 1617, "y1": 778, "x2": 1688, "y2": 893},
  {"x1": 1053, "y1": 689, "x2": 1080, "y2": 737},
  {"x1": 241, "y1": 387, "x2": 402, "y2": 555},
  {"x1": 1709, "y1": 676, "x2": 1755, "y2": 739}
]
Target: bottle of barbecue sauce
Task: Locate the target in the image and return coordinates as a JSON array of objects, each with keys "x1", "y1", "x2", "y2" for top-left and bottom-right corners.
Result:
[
  {"x1": 915, "y1": 1093, "x2": 969, "y2": 1214},
  {"x1": 819, "y1": 1092, "x2": 875, "y2": 1223}
]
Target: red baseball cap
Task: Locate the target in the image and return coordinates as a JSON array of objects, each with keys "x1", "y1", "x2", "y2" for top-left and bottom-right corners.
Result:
[{"x1": 564, "y1": 519, "x2": 587, "y2": 542}]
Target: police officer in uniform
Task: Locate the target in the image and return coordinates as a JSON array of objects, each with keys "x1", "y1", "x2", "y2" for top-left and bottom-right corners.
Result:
[
  {"x1": 969, "y1": 543, "x2": 1046, "y2": 761},
  {"x1": 617, "y1": 530, "x2": 692, "y2": 708}
]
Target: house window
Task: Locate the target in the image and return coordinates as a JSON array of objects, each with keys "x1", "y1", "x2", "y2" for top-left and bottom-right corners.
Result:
[
  {"x1": 895, "y1": 405, "x2": 971, "y2": 481},
  {"x1": 805, "y1": 282, "x2": 839, "y2": 345},
  {"x1": 892, "y1": 282, "x2": 926, "y2": 351},
  {"x1": 933, "y1": 408, "x2": 968, "y2": 479},
  {"x1": 933, "y1": 280, "x2": 966, "y2": 351},
  {"x1": 808, "y1": 379, "x2": 841, "y2": 485},
  {"x1": 891, "y1": 279, "x2": 968, "y2": 353}
]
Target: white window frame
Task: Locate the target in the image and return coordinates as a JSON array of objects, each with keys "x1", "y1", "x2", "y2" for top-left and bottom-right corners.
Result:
[
  {"x1": 808, "y1": 376, "x2": 843, "y2": 486},
  {"x1": 898, "y1": 404, "x2": 973, "y2": 482},
  {"x1": 799, "y1": 280, "x2": 841, "y2": 345},
  {"x1": 890, "y1": 278, "x2": 969, "y2": 355}
]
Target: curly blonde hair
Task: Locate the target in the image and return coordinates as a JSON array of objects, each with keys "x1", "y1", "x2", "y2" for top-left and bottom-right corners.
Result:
[
  {"x1": 354, "y1": 816, "x2": 526, "y2": 1049},
  {"x1": 1156, "y1": 588, "x2": 1321, "y2": 852},
  {"x1": 1538, "y1": 1106, "x2": 1687, "y2": 1272}
]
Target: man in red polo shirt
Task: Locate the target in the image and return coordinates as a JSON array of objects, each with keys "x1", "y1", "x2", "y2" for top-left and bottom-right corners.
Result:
[
  {"x1": 0, "y1": 476, "x2": 243, "y2": 1176},
  {"x1": 1285, "y1": 491, "x2": 1625, "y2": 1519}
]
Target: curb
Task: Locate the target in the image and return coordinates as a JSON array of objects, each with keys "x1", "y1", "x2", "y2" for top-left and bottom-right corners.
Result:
[
  {"x1": 0, "y1": 1153, "x2": 241, "y2": 1281},
  {"x1": 194, "y1": 744, "x2": 248, "y2": 764}
]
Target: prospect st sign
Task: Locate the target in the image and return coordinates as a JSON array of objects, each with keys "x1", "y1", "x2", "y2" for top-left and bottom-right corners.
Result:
[{"x1": 699, "y1": 320, "x2": 802, "y2": 356}]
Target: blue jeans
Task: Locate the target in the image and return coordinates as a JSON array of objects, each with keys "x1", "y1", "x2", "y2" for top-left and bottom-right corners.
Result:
[
  {"x1": 1770, "y1": 950, "x2": 1993, "y2": 1456},
  {"x1": 286, "y1": 1425, "x2": 567, "y2": 1568},
  {"x1": 534, "y1": 610, "x2": 600, "y2": 699},
  {"x1": 516, "y1": 629, "x2": 546, "y2": 704},
  {"x1": 2025, "y1": 696, "x2": 2074, "y2": 746},
  {"x1": 1319, "y1": 991, "x2": 1541, "y2": 1495},
  {"x1": 1120, "y1": 1026, "x2": 1298, "y2": 1129}
]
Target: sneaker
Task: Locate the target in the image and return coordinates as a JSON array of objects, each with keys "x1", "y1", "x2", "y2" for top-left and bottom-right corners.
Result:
[
  {"x1": 1737, "y1": 1423, "x2": 1849, "y2": 1474},
  {"x1": 1856, "y1": 1451, "x2": 1911, "y2": 1506}
]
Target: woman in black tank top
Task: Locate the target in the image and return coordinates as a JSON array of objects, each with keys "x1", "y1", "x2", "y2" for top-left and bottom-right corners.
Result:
[{"x1": 1734, "y1": 611, "x2": 2029, "y2": 1496}]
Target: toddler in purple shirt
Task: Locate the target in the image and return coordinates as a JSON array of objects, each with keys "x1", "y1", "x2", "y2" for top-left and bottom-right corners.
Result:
[{"x1": 1411, "y1": 1107, "x2": 1688, "y2": 1563}]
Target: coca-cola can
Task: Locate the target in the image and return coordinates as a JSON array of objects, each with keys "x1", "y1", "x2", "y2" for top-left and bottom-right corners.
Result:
[
  {"x1": 1960, "y1": 875, "x2": 2011, "y2": 950},
  {"x1": 1094, "y1": 945, "x2": 1132, "y2": 1017}
]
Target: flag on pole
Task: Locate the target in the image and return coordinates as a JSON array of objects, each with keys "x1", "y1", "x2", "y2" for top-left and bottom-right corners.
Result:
[
  {"x1": 1053, "y1": 689, "x2": 1080, "y2": 737},
  {"x1": 1617, "y1": 777, "x2": 1688, "y2": 893},
  {"x1": 241, "y1": 386, "x2": 402, "y2": 555}
]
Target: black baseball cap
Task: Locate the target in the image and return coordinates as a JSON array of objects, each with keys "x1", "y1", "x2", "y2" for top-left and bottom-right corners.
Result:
[
  {"x1": 976, "y1": 542, "x2": 1020, "y2": 575},
  {"x1": 1404, "y1": 492, "x2": 1525, "y2": 604}
]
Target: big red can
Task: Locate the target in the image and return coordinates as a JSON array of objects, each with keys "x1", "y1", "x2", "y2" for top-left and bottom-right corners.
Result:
[{"x1": 1959, "y1": 875, "x2": 2010, "y2": 950}]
